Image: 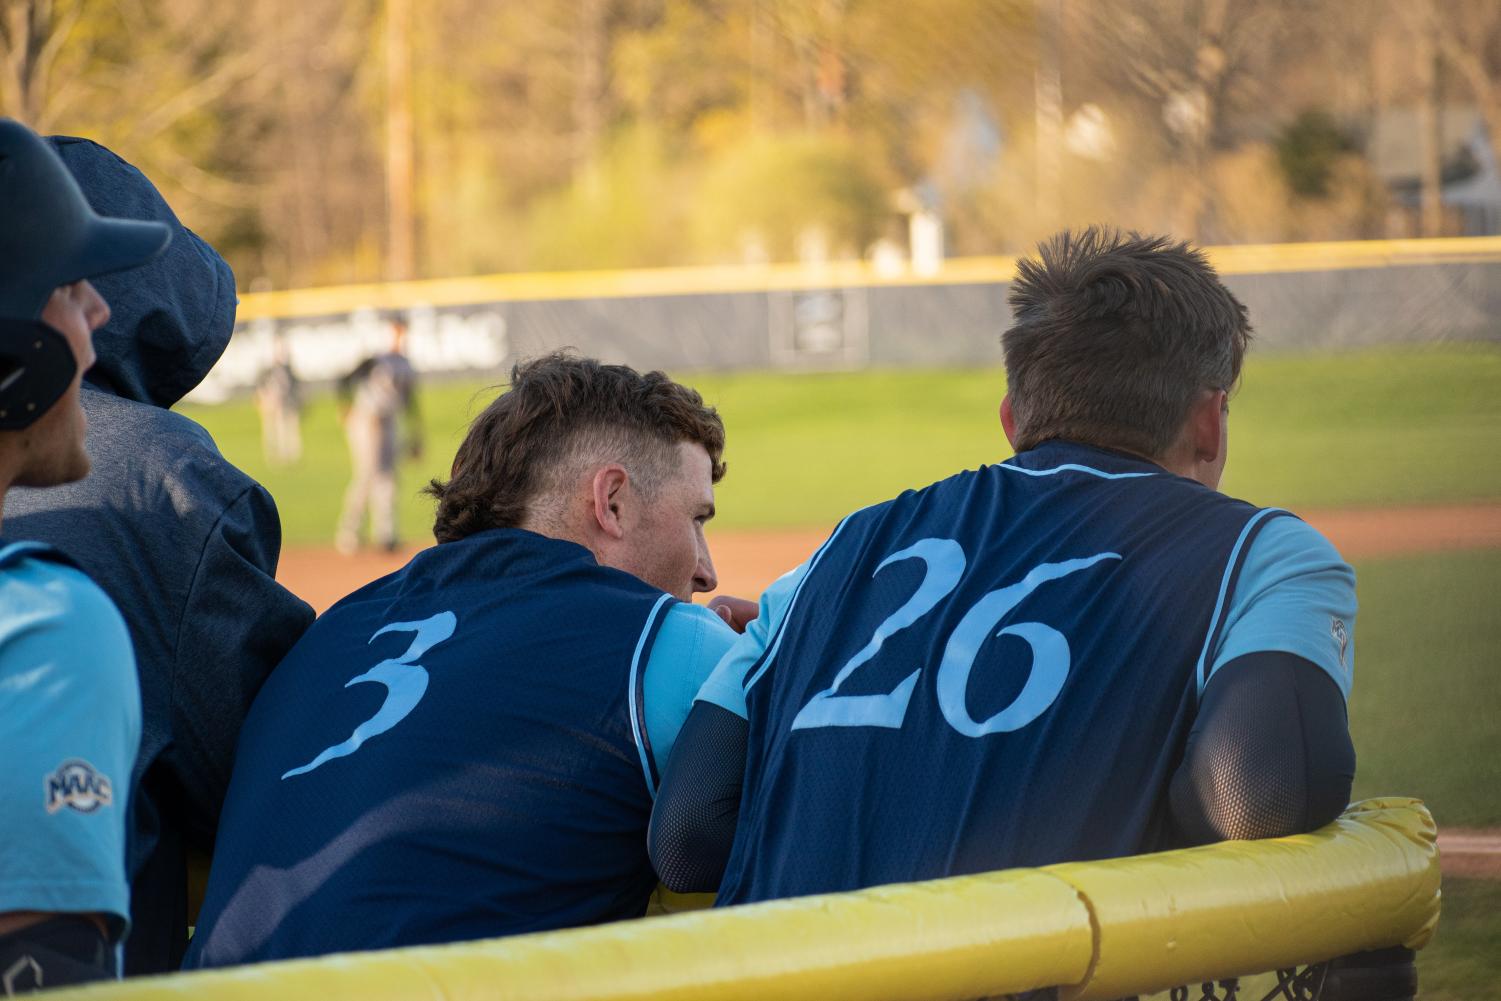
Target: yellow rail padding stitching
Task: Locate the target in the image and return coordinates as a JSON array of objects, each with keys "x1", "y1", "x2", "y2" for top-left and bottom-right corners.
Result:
[
  {"x1": 50, "y1": 799, "x2": 1437, "y2": 1001},
  {"x1": 1050, "y1": 798, "x2": 1441, "y2": 1001},
  {"x1": 233, "y1": 236, "x2": 1501, "y2": 322}
]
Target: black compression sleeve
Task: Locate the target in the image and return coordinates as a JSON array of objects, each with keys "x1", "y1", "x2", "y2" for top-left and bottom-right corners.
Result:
[
  {"x1": 0, "y1": 916, "x2": 114, "y2": 992},
  {"x1": 1170, "y1": 651, "x2": 1356, "y2": 844},
  {"x1": 647, "y1": 702, "x2": 749, "y2": 894}
]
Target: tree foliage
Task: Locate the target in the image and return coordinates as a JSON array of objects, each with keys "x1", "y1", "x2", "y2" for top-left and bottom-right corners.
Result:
[
  {"x1": 1276, "y1": 110, "x2": 1356, "y2": 199},
  {"x1": 0, "y1": 0, "x2": 1466, "y2": 289}
]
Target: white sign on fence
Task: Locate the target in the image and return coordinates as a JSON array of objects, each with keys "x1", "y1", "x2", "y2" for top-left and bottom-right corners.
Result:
[{"x1": 189, "y1": 304, "x2": 509, "y2": 403}]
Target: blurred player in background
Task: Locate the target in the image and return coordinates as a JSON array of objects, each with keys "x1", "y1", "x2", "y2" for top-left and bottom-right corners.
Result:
[
  {"x1": 0, "y1": 119, "x2": 168, "y2": 990},
  {"x1": 6, "y1": 135, "x2": 315, "y2": 974},
  {"x1": 187, "y1": 354, "x2": 747, "y2": 968},
  {"x1": 335, "y1": 316, "x2": 422, "y2": 554},
  {"x1": 254, "y1": 330, "x2": 302, "y2": 466},
  {"x1": 650, "y1": 229, "x2": 1358, "y2": 903}
]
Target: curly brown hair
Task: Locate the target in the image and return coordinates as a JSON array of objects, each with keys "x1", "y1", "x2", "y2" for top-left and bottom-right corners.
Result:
[{"x1": 426, "y1": 352, "x2": 726, "y2": 544}]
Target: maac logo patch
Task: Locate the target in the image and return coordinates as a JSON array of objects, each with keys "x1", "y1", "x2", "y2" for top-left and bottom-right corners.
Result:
[{"x1": 44, "y1": 759, "x2": 113, "y2": 814}]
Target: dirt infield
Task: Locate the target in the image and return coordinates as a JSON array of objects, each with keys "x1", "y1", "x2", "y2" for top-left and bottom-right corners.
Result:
[
  {"x1": 1437, "y1": 829, "x2": 1501, "y2": 879},
  {"x1": 278, "y1": 502, "x2": 1501, "y2": 614}
]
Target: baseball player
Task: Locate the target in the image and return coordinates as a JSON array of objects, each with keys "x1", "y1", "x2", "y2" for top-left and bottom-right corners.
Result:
[
  {"x1": 186, "y1": 354, "x2": 745, "y2": 967},
  {"x1": 0, "y1": 119, "x2": 169, "y2": 990},
  {"x1": 255, "y1": 331, "x2": 303, "y2": 466},
  {"x1": 335, "y1": 317, "x2": 421, "y2": 553},
  {"x1": 649, "y1": 229, "x2": 1358, "y2": 905},
  {"x1": 6, "y1": 134, "x2": 316, "y2": 974}
]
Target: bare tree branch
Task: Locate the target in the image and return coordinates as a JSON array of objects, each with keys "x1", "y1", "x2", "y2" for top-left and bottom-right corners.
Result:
[{"x1": 129, "y1": 48, "x2": 263, "y2": 143}]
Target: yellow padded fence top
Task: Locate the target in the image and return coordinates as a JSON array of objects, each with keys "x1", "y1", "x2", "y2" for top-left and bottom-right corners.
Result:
[
  {"x1": 53, "y1": 798, "x2": 1438, "y2": 1001},
  {"x1": 234, "y1": 236, "x2": 1501, "y2": 322}
]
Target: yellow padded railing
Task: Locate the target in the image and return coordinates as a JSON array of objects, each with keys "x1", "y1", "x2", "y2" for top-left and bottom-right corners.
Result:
[{"x1": 51, "y1": 798, "x2": 1439, "y2": 1001}]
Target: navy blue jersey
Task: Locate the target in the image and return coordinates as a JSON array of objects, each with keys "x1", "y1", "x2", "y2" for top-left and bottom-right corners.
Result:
[
  {"x1": 717, "y1": 442, "x2": 1289, "y2": 905},
  {"x1": 186, "y1": 529, "x2": 678, "y2": 967}
]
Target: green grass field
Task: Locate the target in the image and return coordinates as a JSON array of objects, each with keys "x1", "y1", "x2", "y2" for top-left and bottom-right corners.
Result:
[
  {"x1": 1345, "y1": 550, "x2": 1501, "y2": 997},
  {"x1": 1417, "y1": 879, "x2": 1501, "y2": 1001},
  {"x1": 1349, "y1": 549, "x2": 1501, "y2": 828},
  {"x1": 182, "y1": 344, "x2": 1501, "y2": 546},
  {"x1": 183, "y1": 344, "x2": 1501, "y2": 993}
]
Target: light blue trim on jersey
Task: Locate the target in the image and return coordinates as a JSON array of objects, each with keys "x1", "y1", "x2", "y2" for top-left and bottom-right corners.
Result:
[
  {"x1": 641, "y1": 602, "x2": 739, "y2": 771},
  {"x1": 627, "y1": 593, "x2": 674, "y2": 798},
  {"x1": 743, "y1": 516, "x2": 855, "y2": 694},
  {"x1": 1209, "y1": 516, "x2": 1357, "y2": 700},
  {"x1": 695, "y1": 562, "x2": 813, "y2": 719},
  {"x1": 1001, "y1": 461, "x2": 1155, "y2": 480},
  {"x1": 0, "y1": 552, "x2": 140, "y2": 937},
  {"x1": 1195, "y1": 508, "x2": 1287, "y2": 696}
]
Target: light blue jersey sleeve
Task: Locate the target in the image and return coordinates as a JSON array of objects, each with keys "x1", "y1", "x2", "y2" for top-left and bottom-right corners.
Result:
[
  {"x1": 1208, "y1": 516, "x2": 1356, "y2": 699},
  {"x1": 0, "y1": 553, "x2": 141, "y2": 938},
  {"x1": 641, "y1": 601, "x2": 740, "y2": 769},
  {"x1": 693, "y1": 563, "x2": 812, "y2": 720}
]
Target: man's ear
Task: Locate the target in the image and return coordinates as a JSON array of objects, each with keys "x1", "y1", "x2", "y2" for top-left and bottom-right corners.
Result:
[
  {"x1": 1191, "y1": 389, "x2": 1226, "y2": 465},
  {"x1": 1000, "y1": 394, "x2": 1019, "y2": 449},
  {"x1": 590, "y1": 464, "x2": 630, "y2": 540}
]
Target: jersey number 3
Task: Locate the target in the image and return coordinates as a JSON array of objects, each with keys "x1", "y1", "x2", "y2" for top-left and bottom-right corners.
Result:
[
  {"x1": 282, "y1": 611, "x2": 457, "y2": 780},
  {"x1": 791, "y1": 541, "x2": 1119, "y2": 736}
]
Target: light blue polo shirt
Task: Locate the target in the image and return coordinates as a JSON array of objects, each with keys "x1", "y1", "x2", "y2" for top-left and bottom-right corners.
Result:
[
  {"x1": 641, "y1": 601, "x2": 740, "y2": 768},
  {"x1": 0, "y1": 541, "x2": 140, "y2": 938}
]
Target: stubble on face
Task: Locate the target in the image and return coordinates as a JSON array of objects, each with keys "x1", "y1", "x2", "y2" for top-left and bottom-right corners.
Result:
[
  {"x1": 620, "y1": 442, "x2": 717, "y2": 601},
  {"x1": 11, "y1": 282, "x2": 104, "y2": 487}
]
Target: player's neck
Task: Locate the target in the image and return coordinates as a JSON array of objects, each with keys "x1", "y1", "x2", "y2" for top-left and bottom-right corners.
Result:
[
  {"x1": 517, "y1": 502, "x2": 591, "y2": 556},
  {"x1": 1057, "y1": 437, "x2": 1173, "y2": 473}
]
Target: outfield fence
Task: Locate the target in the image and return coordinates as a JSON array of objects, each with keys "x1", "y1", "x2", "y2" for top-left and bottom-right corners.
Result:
[
  {"x1": 51, "y1": 798, "x2": 1439, "y2": 1001},
  {"x1": 189, "y1": 236, "x2": 1501, "y2": 403}
]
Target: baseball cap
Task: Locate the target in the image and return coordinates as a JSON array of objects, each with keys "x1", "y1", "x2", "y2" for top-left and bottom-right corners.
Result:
[{"x1": 0, "y1": 117, "x2": 171, "y2": 320}]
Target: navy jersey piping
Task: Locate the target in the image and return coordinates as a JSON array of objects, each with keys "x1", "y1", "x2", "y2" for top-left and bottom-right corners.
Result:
[
  {"x1": 1194, "y1": 507, "x2": 1297, "y2": 696},
  {"x1": 628, "y1": 593, "x2": 676, "y2": 799}
]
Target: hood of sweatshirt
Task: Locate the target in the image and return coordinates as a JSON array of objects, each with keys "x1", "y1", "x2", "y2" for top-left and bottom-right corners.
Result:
[{"x1": 48, "y1": 135, "x2": 236, "y2": 409}]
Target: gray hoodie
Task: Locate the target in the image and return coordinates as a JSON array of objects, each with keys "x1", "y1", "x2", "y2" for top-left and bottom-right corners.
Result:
[{"x1": 6, "y1": 137, "x2": 314, "y2": 974}]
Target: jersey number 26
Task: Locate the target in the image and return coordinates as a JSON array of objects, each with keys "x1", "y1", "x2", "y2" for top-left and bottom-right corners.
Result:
[{"x1": 790, "y1": 539, "x2": 1119, "y2": 737}]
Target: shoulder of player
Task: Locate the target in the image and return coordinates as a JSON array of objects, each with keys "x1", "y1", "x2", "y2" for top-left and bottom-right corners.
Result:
[
  {"x1": 1214, "y1": 512, "x2": 1357, "y2": 652},
  {"x1": 1242, "y1": 512, "x2": 1351, "y2": 579},
  {"x1": 658, "y1": 597, "x2": 735, "y2": 643},
  {"x1": 0, "y1": 553, "x2": 134, "y2": 677},
  {"x1": 835, "y1": 470, "x2": 973, "y2": 535},
  {"x1": 51, "y1": 562, "x2": 118, "y2": 619},
  {"x1": 84, "y1": 390, "x2": 262, "y2": 501},
  {"x1": 5, "y1": 395, "x2": 260, "y2": 536},
  {"x1": 663, "y1": 599, "x2": 734, "y2": 632},
  {"x1": 654, "y1": 601, "x2": 738, "y2": 666}
]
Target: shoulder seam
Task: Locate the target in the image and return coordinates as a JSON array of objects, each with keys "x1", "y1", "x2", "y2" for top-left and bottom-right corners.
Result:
[{"x1": 1195, "y1": 508, "x2": 1297, "y2": 697}]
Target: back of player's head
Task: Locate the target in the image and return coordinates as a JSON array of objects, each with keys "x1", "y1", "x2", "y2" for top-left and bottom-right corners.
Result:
[
  {"x1": 428, "y1": 351, "x2": 726, "y2": 543},
  {"x1": 1002, "y1": 227, "x2": 1251, "y2": 457}
]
